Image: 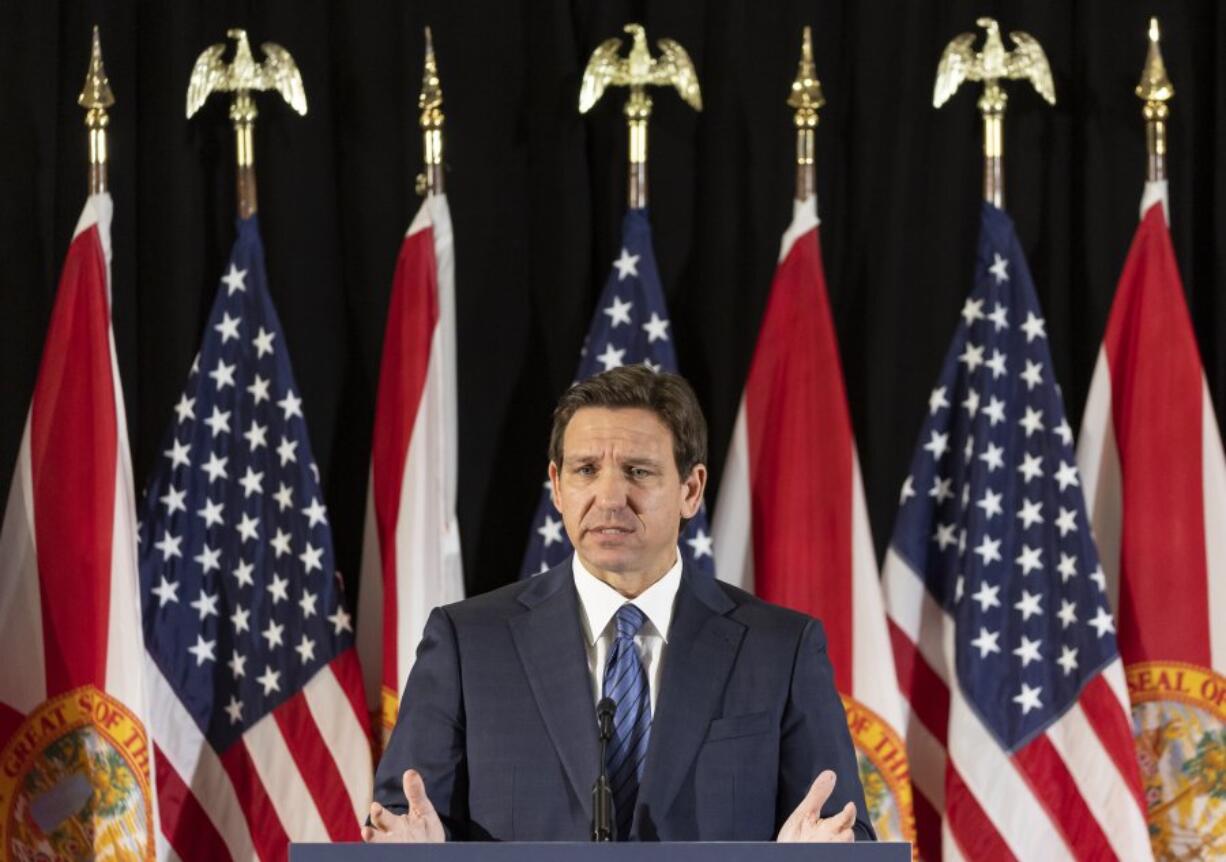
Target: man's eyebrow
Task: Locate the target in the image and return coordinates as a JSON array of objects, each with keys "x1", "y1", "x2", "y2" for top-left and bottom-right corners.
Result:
[{"x1": 563, "y1": 452, "x2": 599, "y2": 464}]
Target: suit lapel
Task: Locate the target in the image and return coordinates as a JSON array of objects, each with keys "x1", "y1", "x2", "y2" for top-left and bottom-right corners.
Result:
[
  {"x1": 508, "y1": 563, "x2": 600, "y2": 817},
  {"x1": 635, "y1": 568, "x2": 744, "y2": 831}
]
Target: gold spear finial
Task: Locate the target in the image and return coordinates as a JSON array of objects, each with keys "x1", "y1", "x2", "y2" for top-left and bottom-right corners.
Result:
[
  {"x1": 415, "y1": 27, "x2": 445, "y2": 196},
  {"x1": 933, "y1": 17, "x2": 1055, "y2": 208},
  {"x1": 186, "y1": 29, "x2": 307, "y2": 218},
  {"x1": 787, "y1": 26, "x2": 825, "y2": 202},
  {"x1": 579, "y1": 23, "x2": 702, "y2": 208},
  {"x1": 78, "y1": 26, "x2": 115, "y2": 195},
  {"x1": 1137, "y1": 17, "x2": 1174, "y2": 182}
]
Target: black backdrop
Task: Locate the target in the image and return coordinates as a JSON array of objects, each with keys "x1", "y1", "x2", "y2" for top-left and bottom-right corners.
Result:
[{"x1": 2, "y1": 0, "x2": 1223, "y2": 601}]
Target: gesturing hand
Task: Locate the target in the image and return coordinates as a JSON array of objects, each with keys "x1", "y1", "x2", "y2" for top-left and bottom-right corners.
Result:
[
  {"x1": 361, "y1": 769, "x2": 445, "y2": 844},
  {"x1": 776, "y1": 770, "x2": 857, "y2": 843}
]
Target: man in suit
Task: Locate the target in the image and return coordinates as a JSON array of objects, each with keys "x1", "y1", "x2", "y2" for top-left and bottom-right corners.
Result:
[{"x1": 363, "y1": 366, "x2": 873, "y2": 843}]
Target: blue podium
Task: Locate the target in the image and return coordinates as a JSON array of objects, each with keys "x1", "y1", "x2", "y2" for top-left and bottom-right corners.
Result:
[{"x1": 291, "y1": 844, "x2": 911, "y2": 861}]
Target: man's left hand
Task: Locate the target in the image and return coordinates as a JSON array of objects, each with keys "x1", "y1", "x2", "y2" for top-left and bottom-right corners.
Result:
[{"x1": 776, "y1": 770, "x2": 857, "y2": 843}]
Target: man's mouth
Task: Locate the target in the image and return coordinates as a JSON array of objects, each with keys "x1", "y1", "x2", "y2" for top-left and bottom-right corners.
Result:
[{"x1": 587, "y1": 526, "x2": 633, "y2": 535}]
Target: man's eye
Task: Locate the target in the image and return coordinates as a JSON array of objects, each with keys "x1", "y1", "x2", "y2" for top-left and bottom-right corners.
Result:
[
  {"x1": 629, "y1": 467, "x2": 651, "y2": 479},
  {"x1": 576, "y1": 465, "x2": 595, "y2": 476}
]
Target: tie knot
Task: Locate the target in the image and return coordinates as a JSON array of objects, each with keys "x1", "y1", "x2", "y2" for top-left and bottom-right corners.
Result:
[{"x1": 615, "y1": 603, "x2": 647, "y2": 639}]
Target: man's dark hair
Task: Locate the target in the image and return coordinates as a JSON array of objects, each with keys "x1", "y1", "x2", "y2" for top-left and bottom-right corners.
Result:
[{"x1": 548, "y1": 365, "x2": 708, "y2": 477}]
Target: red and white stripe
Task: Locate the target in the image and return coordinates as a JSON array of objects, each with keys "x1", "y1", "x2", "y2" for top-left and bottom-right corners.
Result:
[
  {"x1": 884, "y1": 549, "x2": 1153, "y2": 860},
  {"x1": 151, "y1": 650, "x2": 372, "y2": 861},
  {"x1": 713, "y1": 195, "x2": 906, "y2": 738},
  {"x1": 0, "y1": 195, "x2": 158, "y2": 848},
  {"x1": 1077, "y1": 180, "x2": 1226, "y2": 672},
  {"x1": 357, "y1": 193, "x2": 464, "y2": 742}
]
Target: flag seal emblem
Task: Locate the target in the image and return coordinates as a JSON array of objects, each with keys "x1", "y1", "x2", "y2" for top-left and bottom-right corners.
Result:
[
  {"x1": 0, "y1": 686, "x2": 153, "y2": 861},
  {"x1": 380, "y1": 685, "x2": 399, "y2": 740},
  {"x1": 841, "y1": 695, "x2": 916, "y2": 846},
  {"x1": 1128, "y1": 661, "x2": 1226, "y2": 856}
]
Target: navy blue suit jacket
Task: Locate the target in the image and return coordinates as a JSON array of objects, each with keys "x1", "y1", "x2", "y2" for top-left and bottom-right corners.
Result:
[{"x1": 373, "y1": 560, "x2": 874, "y2": 841}]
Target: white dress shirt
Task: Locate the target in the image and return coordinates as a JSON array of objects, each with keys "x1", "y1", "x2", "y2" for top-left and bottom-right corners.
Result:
[{"x1": 572, "y1": 552, "x2": 683, "y2": 716}]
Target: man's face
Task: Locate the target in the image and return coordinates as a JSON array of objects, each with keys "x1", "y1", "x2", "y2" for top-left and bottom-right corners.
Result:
[{"x1": 549, "y1": 406, "x2": 706, "y2": 585}]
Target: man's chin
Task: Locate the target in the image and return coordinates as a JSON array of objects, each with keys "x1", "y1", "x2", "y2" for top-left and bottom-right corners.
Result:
[{"x1": 576, "y1": 540, "x2": 640, "y2": 574}]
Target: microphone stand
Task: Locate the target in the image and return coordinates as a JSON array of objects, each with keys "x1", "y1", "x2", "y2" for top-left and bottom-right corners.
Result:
[{"x1": 592, "y1": 697, "x2": 616, "y2": 841}]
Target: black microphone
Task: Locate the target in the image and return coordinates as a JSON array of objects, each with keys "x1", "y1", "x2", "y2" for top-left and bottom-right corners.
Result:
[{"x1": 592, "y1": 697, "x2": 616, "y2": 841}]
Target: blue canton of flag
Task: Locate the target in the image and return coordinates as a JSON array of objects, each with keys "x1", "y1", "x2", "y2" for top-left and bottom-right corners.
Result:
[
  {"x1": 139, "y1": 217, "x2": 355, "y2": 751},
  {"x1": 889, "y1": 204, "x2": 1120, "y2": 750},
  {"x1": 520, "y1": 209, "x2": 715, "y2": 579}
]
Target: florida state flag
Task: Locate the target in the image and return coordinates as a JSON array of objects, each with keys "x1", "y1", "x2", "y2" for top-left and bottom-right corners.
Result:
[
  {"x1": 357, "y1": 193, "x2": 465, "y2": 746},
  {"x1": 0, "y1": 195, "x2": 157, "y2": 859},
  {"x1": 1077, "y1": 181, "x2": 1226, "y2": 857},
  {"x1": 713, "y1": 196, "x2": 915, "y2": 845}
]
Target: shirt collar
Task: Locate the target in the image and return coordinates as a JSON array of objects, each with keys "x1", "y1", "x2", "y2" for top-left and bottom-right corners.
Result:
[{"x1": 571, "y1": 551, "x2": 683, "y2": 645}]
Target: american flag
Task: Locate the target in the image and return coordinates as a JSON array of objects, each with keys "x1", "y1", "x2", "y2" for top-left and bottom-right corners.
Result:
[
  {"x1": 138, "y1": 216, "x2": 372, "y2": 860},
  {"x1": 519, "y1": 209, "x2": 715, "y2": 579},
  {"x1": 882, "y1": 204, "x2": 1152, "y2": 860}
]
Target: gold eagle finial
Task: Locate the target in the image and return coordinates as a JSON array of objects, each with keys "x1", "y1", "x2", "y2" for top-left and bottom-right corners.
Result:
[
  {"x1": 186, "y1": 29, "x2": 307, "y2": 217},
  {"x1": 578, "y1": 23, "x2": 702, "y2": 114},
  {"x1": 186, "y1": 29, "x2": 307, "y2": 119},
  {"x1": 933, "y1": 17, "x2": 1055, "y2": 109}
]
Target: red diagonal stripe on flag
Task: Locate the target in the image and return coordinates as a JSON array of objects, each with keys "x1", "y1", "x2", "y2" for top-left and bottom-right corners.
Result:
[
  {"x1": 889, "y1": 619, "x2": 950, "y2": 746},
  {"x1": 945, "y1": 763, "x2": 1016, "y2": 861},
  {"x1": 29, "y1": 220, "x2": 117, "y2": 695},
  {"x1": 1104, "y1": 204, "x2": 1210, "y2": 666},
  {"x1": 273, "y1": 689, "x2": 361, "y2": 840},
  {"x1": 156, "y1": 743, "x2": 235, "y2": 862},
  {"x1": 1078, "y1": 675, "x2": 1148, "y2": 814},
  {"x1": 911, "y1": 788, "x2": 942, "y2": 862},
  {"x1": 370, "y1": 226, "x2": 440, "y2": 696},
  {"x1": 1012, "y1": 733, "x2": 1114, "y2": 859},
  {"x1": 743, "y1": 225, "x2": 853, "y2": 688},
  {"x1": 221, "y1": 738, "x2": 291, "y2": 862}
]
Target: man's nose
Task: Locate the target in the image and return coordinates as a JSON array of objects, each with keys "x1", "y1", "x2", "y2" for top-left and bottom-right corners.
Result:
[{"x1": 594, "y1": 469, "x2": 629, "y2": 510}]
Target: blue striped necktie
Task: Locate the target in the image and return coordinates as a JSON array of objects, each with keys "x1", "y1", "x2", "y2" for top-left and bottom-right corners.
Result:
[{"x1": 602, "y1": 602, "x2": 651, "y2": 840}]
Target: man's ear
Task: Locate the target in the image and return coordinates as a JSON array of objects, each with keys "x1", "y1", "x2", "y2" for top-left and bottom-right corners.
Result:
[
  {"x1": 679, "y1": 463, "x2": 708, "y2": 518},
  {"x1": 548, "y1": 461, "x2": 563, "y2": 512}
]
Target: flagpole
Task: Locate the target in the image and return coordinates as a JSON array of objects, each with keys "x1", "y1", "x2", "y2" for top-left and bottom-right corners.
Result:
[
  {"x1": 416, "y1": 27, "x2": 445, "y2": 196},
  {"x1": 232, "y1": 82, "x2": 259, "y2": 218},
  {"x1": 787, "y1": 27, "x2": 824, "y2": 203},
  {"x1": 579, "y1": 23, "x2": 702, "y2": 210},
  {"x1": 78, "y1": 26, "x2": 114, "y2": 195},
  {"x1": 933, "y1": 18, "x2": 1055, "y2": 209},
  {"x1": 625, "y1": 75, "x2": 650, "y2": 209},
  {"x1": 186, "y1": 29, "x2": 308, "y2": 219},
  {"x1": 1137, "y1": 17, "x2": 1174, "y2": 183}
]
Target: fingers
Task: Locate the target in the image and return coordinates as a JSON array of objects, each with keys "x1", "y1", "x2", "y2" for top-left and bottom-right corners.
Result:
[
  {"x1": 776, "y1": 771, "x2": 839, "y2": 842},
  {"x1": 801, "y1": 770, "x2": 837, "y2": 816},
  {"x1": 369, "y1": 801, "x2": 397, "y2": 833},
  {"x1": 830, "y1": 801, "x2": 856, "y2": 837},
  {"x1": 403, "y1": 769, "x2": 435, "y2": 817}
]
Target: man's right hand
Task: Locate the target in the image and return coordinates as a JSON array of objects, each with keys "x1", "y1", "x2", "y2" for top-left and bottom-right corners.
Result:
[{"x1": 361, "y1": 769, "x2": 445, "y2": 844}]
